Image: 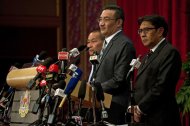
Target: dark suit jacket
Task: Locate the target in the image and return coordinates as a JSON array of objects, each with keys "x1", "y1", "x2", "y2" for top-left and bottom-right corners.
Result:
[
  {"x1": 134, "y1": 40, "x2": 182, "y2": 126},
  {"x1": 95, "y1": 31, "x2": 136, "y2": 108}
]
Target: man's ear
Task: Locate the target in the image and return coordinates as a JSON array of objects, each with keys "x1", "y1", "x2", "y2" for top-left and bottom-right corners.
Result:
[
  {"x1": 117, "y1": 19, "x2": 123, "y2": 28},
  {"x1": 158, "y1": 27, "x2": 164, "y2": 37}
]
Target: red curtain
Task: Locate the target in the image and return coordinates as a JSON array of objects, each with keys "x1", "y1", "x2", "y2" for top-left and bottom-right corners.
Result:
[
  {"x1": 117, "y1": 0, "x2": 189, "y2": 59},
  {"x1": 117, "y1": 0, "x2": 190, "y2": 125}
]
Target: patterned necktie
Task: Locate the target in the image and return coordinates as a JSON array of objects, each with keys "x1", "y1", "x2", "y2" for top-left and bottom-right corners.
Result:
[
  {"x1": 144, "y1": 50, "x2": 153, "y2": 64},
  {"x1": 99, "y1": 40, "x2": 107, "y2": 60}
]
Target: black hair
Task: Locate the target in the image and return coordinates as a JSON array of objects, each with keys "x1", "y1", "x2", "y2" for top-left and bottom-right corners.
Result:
[
  {"x1": 90, "y1": 29, "x2": 105, "y2": 41},
  {"x1": 102, "y1": 4, "x2": 125, "y2": 27},
  {"x1": 138, "y1": 15, "x2": 168, "y2": 37}
]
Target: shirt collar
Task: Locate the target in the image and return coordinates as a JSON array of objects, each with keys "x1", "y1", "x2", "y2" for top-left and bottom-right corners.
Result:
[
  {"x1": 151, "y1": 38, "x2": 165, "y2": 52},
  {"x1": 105, "y1": 29, "x2": 122, "y2": 45}
]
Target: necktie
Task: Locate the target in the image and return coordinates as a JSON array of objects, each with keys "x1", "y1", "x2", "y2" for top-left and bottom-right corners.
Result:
[
  {"x1": 99, "y1": 40, "x2": 107, "y2": 60},
  {"x1": 144, "y1": 50, "x2": 153, "y2": 64}
]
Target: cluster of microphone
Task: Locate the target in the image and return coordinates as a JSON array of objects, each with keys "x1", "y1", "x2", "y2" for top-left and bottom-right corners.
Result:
[
  {"x1": 26, "y1": 45, "x2": 90, "y2": 125},
  {"x1": 1, "y1": 43, "x2": 142, "y2": 125},
  {"x1": 27, "y1": 45, "x2": 113, "y2": 125},
  {"x1": 30, "y1": 47, "x2": 142, "y2": 125}
]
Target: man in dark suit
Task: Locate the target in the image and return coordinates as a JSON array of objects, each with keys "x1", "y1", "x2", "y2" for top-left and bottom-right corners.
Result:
[
  {"x1": 95, "y1": 5, "x2": 136, "y2": 125},
  {"x1": 133, "y1": 15, "x2": 182, "y2": 126}
]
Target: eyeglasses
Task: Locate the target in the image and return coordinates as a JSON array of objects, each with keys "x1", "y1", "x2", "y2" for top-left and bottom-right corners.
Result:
[
  {"x1": 97, "y1": 17, "x2": 117, "y2": 23},
  {"x1": 138, "y1": 27, "x2": 157, "y2": 34}
]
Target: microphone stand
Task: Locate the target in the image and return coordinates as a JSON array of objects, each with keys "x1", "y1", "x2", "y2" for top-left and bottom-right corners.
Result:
[
  {"x1": 39, "y1": 72, "x2": 58, "y2": 126},
  {"x1": 89, "y1": 63, "x2": 98, "y2": 126},
  {"x1": 88, "y1": 52, "x2": 107, "y2": 126},
  {"x1": 64, "y1": 95, "x2": 81, "y2": 126},
  {"x1": 126, "y1": 67, "x2": 135, "y2": 126},
  {"x1": 90, "y1": 65, "x2": 106, "y2": 126},
  {"x1": 63, "y1": 70, "x2": 82, "y2": 126},
  {"x1": 94, "y1": 83, "x2": 108, "y2": 126},
  {"x1": 61, "y1": 63, "x2": 81, "y2": 126},
  {"x1": 126, "y1": 56, "x2": 141, "y2": 126},
  {"x1": 39, "y1": 84, "x2": 52, "y2": 126},
  {"x1": 29, "y1": 86, "x2": 45, "y2": 126}
]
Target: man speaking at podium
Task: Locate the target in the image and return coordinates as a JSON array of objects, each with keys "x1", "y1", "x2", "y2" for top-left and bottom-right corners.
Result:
[
  {"x1": 87, "y1": 29, "x2": 104, "y2": 82},
  {"x1": 95, "y1": 4, "x2": 136, "y2": 125}
]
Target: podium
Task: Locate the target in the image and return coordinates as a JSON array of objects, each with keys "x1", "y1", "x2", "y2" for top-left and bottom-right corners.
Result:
[
  {"x1": 6, "y1": 67, "x2": 112, "y2": 108},
  {"x1": 6, "y1": 67, "x2": 112, "y2": 125}
]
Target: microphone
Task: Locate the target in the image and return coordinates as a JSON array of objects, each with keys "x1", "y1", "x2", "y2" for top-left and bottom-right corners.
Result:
[
  {"x1": 69, "y1": 45, "x2": 87, "y2": 58},
  {"x1": 77, "y1": 80, "x2": 87, "y2": 116},
  {"x1": 71, "y1": 56, "x2": 81, "y2": 66},
  {"x1": 78, "y1": 45, "x2": 87, "y2": 52},
  {"x1": 58, "y1": 48, "x2": 69, "y2": 74},
  {"x1": 27, "y1": 57, "x2": 53, "y2": 90},
  {"x1": 68, "y1": 64, "x2": 78, "y2": 73},
  {"x1": 94, "y1": 82, "x2": 108, "y2": 119},
  {"x1": 47, "y1": 80, "x2": 66, "y2": 124},
  {"x1": 38, "y1": 50, "x2": 48, "y2": 62},
  {"x1": 59, "y1": 66, "x2": 83, "y2": 108},
  {"x1": 89, "y1": 52, "x2": 99, "y2": 83},
  {"x1": 45, "y1": 64, "x2": 59, "y2": 107},
  {"x1": 78, "y1": 80, "x2": 87, "y2": 100},
  {"x1": 129, "y1": 55, "x2": 141, "y2": 73},
  {"x1": 52, "y1": 80, "x2": 66, "y2": 90},
  {"x1": 32, "y1": 79, "x2": 47, "y2": 114},
  {"x1": 46, "y1": 64, "x2": 59, "y2": 82},
  {"x1": 89, "y1": 52, "x2": 100, "y2": 65},
  {"x1": 32, "y1": 50, "x2": 47, "y2": 66},
  {"x1": 94, "y1": 82, "x2": 104, "y2": 101}
]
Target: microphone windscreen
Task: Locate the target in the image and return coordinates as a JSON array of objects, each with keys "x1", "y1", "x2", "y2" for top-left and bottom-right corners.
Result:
[
  {"x1": 38, "y1": 50, "x2": 47, "y2": 60},
  {"x1": 73, "y1": 56, "x2": 80, "y2": 66},
  {"x1": 64, "y1": 67, "x2": 82, "y2": 95},
  {"x1": 94, "y1": 82, "x2": 104, "y2": 101},
  {"x1": 49, "y1": 64, "x2": 59, "y2": 73},
  {"x1": 52, "y1": 80, "x2": 66, "y2": 90},
  {"x1": 42, "y1": 57, "x2": 54, "y2": 68},
  {"x1": 78, "y1": 45, "x2": 87, "y2": 52},
  {"x1": 62, "y1": 48, "x2": 67, "y2": 51},
  {"x1": 78, "y1": 80, "x2": 87, "y2": 99},
  {"x1": 64, "y1": 77, "x2": 79, "y2": 95}
]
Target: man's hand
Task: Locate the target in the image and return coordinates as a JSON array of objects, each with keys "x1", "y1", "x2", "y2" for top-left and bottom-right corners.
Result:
[
  {"x1": 134, "y1": 105, "x2": 142, "y2": 122},
  {"x1": 127, "y1": 105, "x2": 142, "y2": 122}
]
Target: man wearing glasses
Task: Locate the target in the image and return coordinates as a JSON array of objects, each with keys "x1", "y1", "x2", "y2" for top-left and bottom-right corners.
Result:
[
  {"x1": 133, "y1": 15, "x2": 182, "y2": 126},
  {"x1": 95, "y1": 4, "x2": 136, "y2": 125}
]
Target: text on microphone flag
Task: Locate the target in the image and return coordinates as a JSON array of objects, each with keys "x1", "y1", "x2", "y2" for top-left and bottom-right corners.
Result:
[
  {"x1": 58, "y1": 52, "x2": 69, "y2": 60},
  {"x1": 36, "y1": 65, "x2": 47, "y2": 73},
  {"x1": 68, "y1": 64, "x2": 78, "y2": 72}
]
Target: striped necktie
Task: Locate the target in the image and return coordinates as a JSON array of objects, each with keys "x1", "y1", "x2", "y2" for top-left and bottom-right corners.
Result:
[{"x1": 99, "y1": 40, "x2": 107, "y2": 59}]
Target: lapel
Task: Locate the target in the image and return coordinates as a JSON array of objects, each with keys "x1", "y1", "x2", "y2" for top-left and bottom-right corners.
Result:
[
  {"x1": 95, "y1": 31, "x2": 122, "y2": 72},
  {"x1": 96, "y1": 39, "x2": 113, "y2": 72},
  {"x1": 136, "y1": 40, "x2": 167, "y2": 77}
]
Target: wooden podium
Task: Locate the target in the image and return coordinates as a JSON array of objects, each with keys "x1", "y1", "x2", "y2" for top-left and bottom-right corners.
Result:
[{"x1": 6, "y1": 67, "x2": 112, "y2": 108}]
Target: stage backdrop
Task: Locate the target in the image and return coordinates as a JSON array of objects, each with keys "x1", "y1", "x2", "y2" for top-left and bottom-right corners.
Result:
[{"x1": 117, "y1": 0, "x2": 190, "y2": 126}]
